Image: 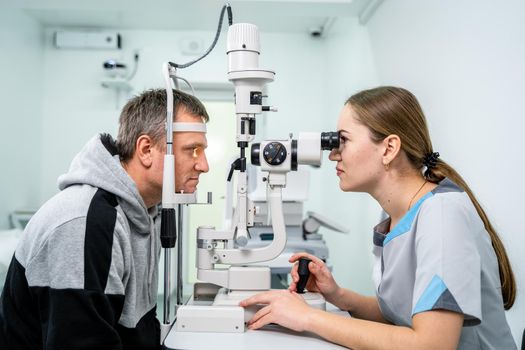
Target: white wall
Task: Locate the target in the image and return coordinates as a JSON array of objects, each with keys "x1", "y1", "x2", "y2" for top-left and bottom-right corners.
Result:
[
  {"x1": 367, "y1": 0, "x2": 525, "y2": 344},
  {"x1": 0, "y1": 5, "x2": 44, "y2": 229}
]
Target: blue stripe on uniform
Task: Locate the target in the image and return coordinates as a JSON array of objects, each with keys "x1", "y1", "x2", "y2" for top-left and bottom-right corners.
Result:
[
  {"x1": 413, "y1": 274, "x2": 448, "y2": 314},
  {"x1": 383, "y1": 191, "x2": 433, "y2": 245}
]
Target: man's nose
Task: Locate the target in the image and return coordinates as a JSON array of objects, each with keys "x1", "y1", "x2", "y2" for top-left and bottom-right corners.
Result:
[{"x1": 195, "y1": 153, "x2": 209, "y2": 173}]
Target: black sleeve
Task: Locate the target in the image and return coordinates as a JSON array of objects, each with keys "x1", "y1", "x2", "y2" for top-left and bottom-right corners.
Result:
[
  {"x1": 33, "y1": 287, "x2": 125, "y2": 350},
  {"x1": 0, "y1": 256, "x2": 125, "y2": 350},
  {"x1": 34, "y1": 188, "x2": 127, "y2": 350}
]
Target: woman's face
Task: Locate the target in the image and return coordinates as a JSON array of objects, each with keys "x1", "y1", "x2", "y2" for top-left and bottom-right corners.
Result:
[{"x1": 329, "y1": 104, "x2": 384, "y2": 192}]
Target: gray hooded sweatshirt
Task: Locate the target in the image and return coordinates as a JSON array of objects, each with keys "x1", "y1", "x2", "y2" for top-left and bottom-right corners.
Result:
[{"x1": 0, "y1": 134, "x2": 161, "y2": 350}]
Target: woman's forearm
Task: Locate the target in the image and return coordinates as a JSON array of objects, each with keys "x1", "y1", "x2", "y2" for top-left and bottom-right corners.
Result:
[
  {"x1": 306, "y1": 310, "x2": 412, "y2": 350},
  {"x1": 304, "y1": 309, "x2": 462, "y2": 350},
  {"x1": 328, "y1": 288, "x2": 388, "y2": 323}
]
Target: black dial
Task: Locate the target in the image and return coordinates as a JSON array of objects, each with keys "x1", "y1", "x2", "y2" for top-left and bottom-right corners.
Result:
[{"x1": 263, "y1": 142, "x2": 287, "y2": 166}]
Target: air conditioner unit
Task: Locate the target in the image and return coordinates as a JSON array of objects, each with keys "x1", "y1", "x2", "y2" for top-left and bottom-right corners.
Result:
[{"x1": 54, "y1": 31, "x2": 121, "y2": 49}]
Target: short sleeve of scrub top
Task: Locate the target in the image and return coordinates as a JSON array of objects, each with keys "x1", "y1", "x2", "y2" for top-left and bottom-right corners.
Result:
[{"x1": 412, "y1": 189, "x2": 481, "y2": 324}]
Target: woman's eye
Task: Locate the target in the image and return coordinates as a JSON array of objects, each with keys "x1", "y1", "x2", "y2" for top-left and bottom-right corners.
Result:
[{"x1": 340, "y1": 136, "x2": 348, "y2": 144}]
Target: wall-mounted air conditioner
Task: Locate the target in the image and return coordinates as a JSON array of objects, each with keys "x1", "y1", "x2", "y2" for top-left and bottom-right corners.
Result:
[{"x1": 54, "y1": 31, "x2": 121, "y2": 49}]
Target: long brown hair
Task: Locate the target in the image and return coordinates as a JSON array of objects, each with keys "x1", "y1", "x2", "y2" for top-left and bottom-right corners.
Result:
[{"x1": 347, "y1": 86, "x2": 516, "y2": 310}]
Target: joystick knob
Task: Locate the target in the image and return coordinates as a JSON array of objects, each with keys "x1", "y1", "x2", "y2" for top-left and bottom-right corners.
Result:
[{"x1": 296, "y1": 258, "x2": 311, "y2": 294}]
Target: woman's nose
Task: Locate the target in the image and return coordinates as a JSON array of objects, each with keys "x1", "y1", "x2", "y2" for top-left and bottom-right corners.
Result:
[{"x1": 328, "y1": 148, "x2": 341, "y2": 161}]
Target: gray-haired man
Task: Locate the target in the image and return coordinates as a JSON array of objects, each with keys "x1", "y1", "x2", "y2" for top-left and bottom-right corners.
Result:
[{"x1": 0, "y1": 89, "x2": 209, "y2": 350}]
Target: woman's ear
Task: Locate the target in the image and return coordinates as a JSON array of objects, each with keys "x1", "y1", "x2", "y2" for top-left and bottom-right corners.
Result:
[
  {"x1": 135, "y1": 135, "x2": 154, "y2": 168},
  {"x1": 382, "y1": 134, "x2": 401, "y2": 166}
]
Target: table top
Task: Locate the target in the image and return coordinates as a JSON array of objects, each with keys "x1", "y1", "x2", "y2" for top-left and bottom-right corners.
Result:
[{"x1": 164, "y1": 305, "x2": 349, "y2": 350}]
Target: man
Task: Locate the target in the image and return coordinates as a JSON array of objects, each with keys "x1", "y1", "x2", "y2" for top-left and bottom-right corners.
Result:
[{"x1": 0, "y1": 89, "x2": 209, "y2": 349}]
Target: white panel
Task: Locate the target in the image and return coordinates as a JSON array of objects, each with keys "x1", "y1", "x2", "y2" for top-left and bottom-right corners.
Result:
[
  {"x1": 54, "y1": 31, "x2": 121, "y2": 49},
  {"x1": 176, "y1": 305, "x2": 245, "y2": 333}
]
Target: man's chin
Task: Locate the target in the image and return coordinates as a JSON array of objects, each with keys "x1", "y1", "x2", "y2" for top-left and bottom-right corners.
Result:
[
  {"x1": 176, "y1": 179, "x2": 199, "y2": 194},
  {"x1": 183, "y1": 184, "x2": 198, "y2": 194}
]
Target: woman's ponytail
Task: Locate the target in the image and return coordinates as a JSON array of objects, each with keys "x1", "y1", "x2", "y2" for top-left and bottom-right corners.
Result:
[{"x1": 427, "y1": 160, "x2": 516, "y2": 310}]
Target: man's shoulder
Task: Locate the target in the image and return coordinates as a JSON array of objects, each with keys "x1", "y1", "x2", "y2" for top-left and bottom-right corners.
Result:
[
  {"x1": 32, "y1": 184, "x2": 99, "y2": 227},
  {"x1": 17, "y1": 185, "x2": 122, "y2": 261},
  {"x1": 16, "y1": 186, "x2": 129, "y2": 281}
]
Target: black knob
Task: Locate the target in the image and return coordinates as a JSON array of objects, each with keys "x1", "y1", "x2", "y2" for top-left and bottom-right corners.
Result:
[
  {"x1": 263, "y1": 142, "x2": 287, "y2": 166},
  {"x1": 160, "y1": 208, "x2": 177, "y2": 248},
  {"x1": 296, "y1": 258, "x2": 311, "y2": 294},
  {"x1": 251, "y1": 143, "x2": 260, "y2": 166}
]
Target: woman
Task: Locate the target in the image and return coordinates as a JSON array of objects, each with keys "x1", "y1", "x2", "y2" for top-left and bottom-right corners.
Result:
[{"x1": 240, "y1": 87, "x2": 516, "y2": 349}]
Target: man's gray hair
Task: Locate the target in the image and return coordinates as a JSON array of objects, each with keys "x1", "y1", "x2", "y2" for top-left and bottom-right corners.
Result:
[{"x1": 117, "y1": 89, "x2": 209, "y2": 161}]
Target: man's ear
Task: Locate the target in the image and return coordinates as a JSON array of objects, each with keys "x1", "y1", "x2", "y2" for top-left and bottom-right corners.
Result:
[
  {"x1": 135, "y1": 135, "x2": 154, "y2": 168},
  {"x1": 382, "y1": 134, "x2": 401, "y2": 166}
]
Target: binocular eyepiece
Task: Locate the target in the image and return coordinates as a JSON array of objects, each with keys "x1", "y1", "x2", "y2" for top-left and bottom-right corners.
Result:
[
  {"x1": 320, "y1": 131, "x2": 340, "y2": 151},
  {"x1": 251, "y1": 131, "x2": 340, "y2": 172}
]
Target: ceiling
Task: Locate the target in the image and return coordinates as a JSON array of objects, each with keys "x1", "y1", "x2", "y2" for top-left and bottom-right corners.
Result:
[{"x1": 8, "y1": 0, "x2": 380, "y2": 33}]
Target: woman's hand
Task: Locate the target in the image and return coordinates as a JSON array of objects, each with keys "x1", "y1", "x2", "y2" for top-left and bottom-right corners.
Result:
[
  {"x1": 239, "y1": 290, "x2": 315, "y2": 332},
  {"x1": 289, "y1": 252, "x2": 341, "y2": 304}
]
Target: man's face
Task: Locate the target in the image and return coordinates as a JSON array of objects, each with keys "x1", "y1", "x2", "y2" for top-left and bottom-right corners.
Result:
[
  {"x1": 136, "y1": 109, "x2": 208, "y2": 207},
  {"x1": 171, "y1": 110, "x2": 209, "y2": 193}
]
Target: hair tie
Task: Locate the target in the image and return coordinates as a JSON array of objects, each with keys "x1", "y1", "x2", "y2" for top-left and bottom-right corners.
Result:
[{"x1": 423, "y1": 151, "x2": 440, "y2": 170}]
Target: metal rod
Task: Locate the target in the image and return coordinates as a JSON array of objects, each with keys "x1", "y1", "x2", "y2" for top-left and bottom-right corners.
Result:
[
  {"x1": 177, "y1": 204, "x2": 184, "y2": 305},
  {"x1": 163, "y1": 248, "x2": 171, "y2": 324},
  {"x1": 166, "y1": 110, "x2": 173, "y2": 155}
]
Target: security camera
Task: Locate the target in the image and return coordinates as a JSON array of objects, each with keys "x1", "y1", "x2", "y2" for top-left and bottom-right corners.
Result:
[
  {"x1": 103, "y1": 59, "x2": 126, "y2": 69},
  {"x1": 309, "y1": 26, "x2": 323, "y2": 38},
  {"x1": 103, "y1": 59, "x2": 128, "y2": 78}
]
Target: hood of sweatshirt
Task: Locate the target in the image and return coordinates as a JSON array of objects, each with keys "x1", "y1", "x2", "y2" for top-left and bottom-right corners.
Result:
[{"x1": 57, "y1": 134, "x2": 152, "y2": 234}]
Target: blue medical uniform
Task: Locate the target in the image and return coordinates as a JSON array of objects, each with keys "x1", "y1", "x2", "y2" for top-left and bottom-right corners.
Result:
[{"x1": 372, "y1": 179, "x2": 516, "y2": 349}]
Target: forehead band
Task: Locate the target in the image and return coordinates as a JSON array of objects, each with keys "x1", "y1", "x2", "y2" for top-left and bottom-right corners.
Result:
[{"x1": 172, "y1": 122, "x2": 207, "y2": 133}]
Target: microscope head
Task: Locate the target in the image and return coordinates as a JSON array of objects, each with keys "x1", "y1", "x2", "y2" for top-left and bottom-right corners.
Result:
[{"x1": 250, "y1": 131, "x2": 340, "y2": 173}]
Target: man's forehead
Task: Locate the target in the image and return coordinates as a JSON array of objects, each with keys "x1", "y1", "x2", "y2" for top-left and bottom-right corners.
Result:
[
  {"x1": 175, "y1": 108, "x2": 205, "y2": 123},
  {"x1": 175, "y1": 132, "x2": 208, "y2": 148}
]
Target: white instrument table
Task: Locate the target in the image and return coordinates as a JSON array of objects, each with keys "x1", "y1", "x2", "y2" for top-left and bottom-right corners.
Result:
[
  {"x1": 163, "y1": 305, "x2": 348, "y2": 350},
  {"x1": 164, "y1": 325, "x2": 347, "y2": 349}
]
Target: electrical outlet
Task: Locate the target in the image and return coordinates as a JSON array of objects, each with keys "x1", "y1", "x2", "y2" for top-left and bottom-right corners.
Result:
[{"x1": 179, "y1": 38, "x2": 205, "y2": 56}]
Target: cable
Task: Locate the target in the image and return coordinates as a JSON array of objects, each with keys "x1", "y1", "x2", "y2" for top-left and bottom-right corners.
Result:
[
  {"x1": 125, "y1": 52, "x2": 140, "y2": 81},
  {"x1": 175, "y1": 76, "x2": 196, "y2": 96},
  {"x1": 169, "y1": 3, "x2": 232, "y2": 69}
]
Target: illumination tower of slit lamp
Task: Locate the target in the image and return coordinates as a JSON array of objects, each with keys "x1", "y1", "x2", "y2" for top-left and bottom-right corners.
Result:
[{"x1": 160, "y1": 7, "x2": 340, "y2": 335}]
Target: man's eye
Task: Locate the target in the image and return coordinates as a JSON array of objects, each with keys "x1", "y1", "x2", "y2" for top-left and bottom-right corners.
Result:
[
  {"x1": 192, "y1": 147, "x2": 204, "y2": 158},
  {"x1": 340, "y1": 136, "x2": 348, "y2": 143}
]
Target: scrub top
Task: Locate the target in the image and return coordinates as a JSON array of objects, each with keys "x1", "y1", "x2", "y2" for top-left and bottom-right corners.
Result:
[{"x1": 372, "y1": 178, "x2": 516, "y2": 349}]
